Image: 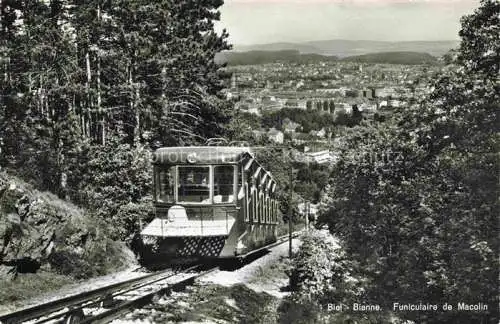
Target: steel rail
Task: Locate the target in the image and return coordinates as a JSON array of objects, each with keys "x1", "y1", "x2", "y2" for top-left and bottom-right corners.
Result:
[
  {"x1": 80, "y1": 266, "x2": 219, "y2": 324},
  {"x1": 0, "y1": 265, "x2": 194, "y2": 324},
  {"x1": 35, "y1": 265, "x2": 201, "y2": 324},
  {"x1": 0, "y1": 231, "x2": 303, "y2": 324},
  {"x1": 82, "y1": 234, "x2": 300, "y2": 323}
]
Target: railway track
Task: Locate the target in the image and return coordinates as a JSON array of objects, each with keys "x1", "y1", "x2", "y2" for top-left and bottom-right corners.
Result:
[
  {"x1": 0, "y1": 264, "x2": 213, "y2": 324},
  {"x1": 0, "y1": 232, "x2": 301, "y2": 324}
]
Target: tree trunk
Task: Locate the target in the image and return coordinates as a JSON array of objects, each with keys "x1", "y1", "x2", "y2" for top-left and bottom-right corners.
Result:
[
  {"x1": 97, "y1": 51, "x2": 104, "y2": 145},
  {"x1": 39, "y1": 75, "x2": 44, "y2": 116},
  {"x1": 97, "y1": 3, "x2": 104, "y2": 145},
  {"x1": 129, "y1": 59, "x2": 140, "y2": 145},
  {"x1": 85, "y1": 51, "x2": 92, "y2": 139},
  {"x1": 134, "y1": 86, "x2": 140, "y2": 145}
]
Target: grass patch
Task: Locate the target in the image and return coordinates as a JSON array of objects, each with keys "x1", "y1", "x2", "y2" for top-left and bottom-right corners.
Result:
[
  {"x1": 135, "y1": 284, "x2": 280, "y2": 324},
  {"x1": 0, "y1": 272, "x2": 73, "y2": 313},
  {"x1": 249, "y1": 255, "x2": 290, "y2": 285}
]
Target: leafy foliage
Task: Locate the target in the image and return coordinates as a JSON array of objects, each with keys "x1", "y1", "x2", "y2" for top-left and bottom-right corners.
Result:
[
  {"x1": 280, "y1": 230, "x2": 389, "y2": 324},
  {"x1": 315, "y1": 1, "x2": 499, "y2": 323},
  {"x1": 0, "y1": 0, "x2": 231, "y2": 242},
  {"x1": 74, "y1": 135, "x2": 153, "y2": 240},
  {"x1": 341, "y1": 51, "x2": 438, "y2": 65},
  {"x1": 261, "y1": 107, "x2": 362, "y2": 133},
  {"x1": 48, "y1": 213, "x2": 130, "y2": 279},
  {"x1": 457, "y1": 0, "x2": 499, "y2": 78},
  {"x1": 287, "y1": 231, "x2": 358, "y2": 302}
]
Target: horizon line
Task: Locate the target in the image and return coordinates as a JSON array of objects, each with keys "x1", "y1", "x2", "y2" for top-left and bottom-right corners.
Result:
[{"x1": 230, "y1": 38, "x2": 460, "y2": 47}]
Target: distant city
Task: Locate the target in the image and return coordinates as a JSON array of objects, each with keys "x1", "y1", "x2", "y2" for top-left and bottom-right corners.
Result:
[{"x1": 220, "y1": 44, "x2": 453, "y2": 164}]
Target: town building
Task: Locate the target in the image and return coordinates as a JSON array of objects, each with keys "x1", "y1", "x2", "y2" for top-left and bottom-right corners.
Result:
[{"x1": 268, "y1": 128, "x2": 284, "y2": 144}]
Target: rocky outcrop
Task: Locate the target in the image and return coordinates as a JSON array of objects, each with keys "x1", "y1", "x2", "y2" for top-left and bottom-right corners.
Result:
[{"x1": 0, "y1": 172, "x2": 132, "y2": 279}]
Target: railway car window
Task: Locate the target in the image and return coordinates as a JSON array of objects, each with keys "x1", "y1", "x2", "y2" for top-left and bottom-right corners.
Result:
[
  {"x1": 266, "y1": 197, "x2": 270, "y2": 223},
  {"x1": 213, "y1": 165, "x2": 235, "y2": 203},
  {"x1": 259, "y1": 192, "x2": 264, "y2": 223},
  {"x1": 157, "y1": 167, "x2": 174, "y2": 203},
  {"x1": 178, "y1": 166, "x2": 210, "y2": 203},
  {"x1": 237, "y1": 168, "x2": 245, "y2": 202},
  {"x1": 273, "y1": 200, "x2": 277, "y2": 223},
  {"x1": 274, "y1": 200, "x2": 277, "y2": 223},
  {"x1": 244, "y1": 183, "x2": 250, "y2": 222},
  {"x1": 252, "y1": 189, "x2": 257, "y2": 222},
  {"x1": 270, "y1": 199, "x2": 275, "y2": 224},
  {"x1": 262, "y1": 194, "x2": 266, "y2": 224},
  {"x1": 266, "y1": 196, "x2": 269, "y2": 224}
]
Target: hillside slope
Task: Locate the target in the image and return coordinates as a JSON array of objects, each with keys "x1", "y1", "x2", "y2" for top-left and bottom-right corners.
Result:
[
  {"x1": 215, "y1": 50, "x2": 338, "y2": 65},
  {"x1": 233, "y1": 39, "x2": 458, "y2": 57},
  {"x1": 0, "y1": 171, "x2": 134, "y2": 280},
  {"x1": 341, "y1": 51, "x2": 438, "y2": 65},
  {"x1": 216, "y1": 50, "x2": 437, "y2": 66}
]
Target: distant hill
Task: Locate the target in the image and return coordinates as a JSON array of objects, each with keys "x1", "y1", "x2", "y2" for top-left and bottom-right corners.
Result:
[
  {"x1": 341, "y1": 51, "x2": 438, "y2": 65},
  {"x1": 232, "y1": 39, "x2": 458, "y2": 58},
  {"x1": 233, "y1": 42, "x2": 321, "y2": 54},
  {"x1": 215, "y1": 50, "x2": 338, "y2": 66},
  {"x1": 216, "y1": 50, "x2": 439, "y2": 66}
]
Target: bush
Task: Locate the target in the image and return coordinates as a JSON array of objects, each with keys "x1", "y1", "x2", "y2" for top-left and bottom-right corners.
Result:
[
  {"x1": 278, "y1": 297, "x2": 323, "y2": 324},
  {"x1": 287, "y1": 230, "x2": 363, "y2": 305},
  {"x1": 115, "y1": 201, "x2": 155, "y2": 241},
  {"x1": 48, "y1": 210, "x2": 131, "y2": 279},
  {"x1": 316, "y1": 2, "x2": 499, "y2": 323},
  {"x1": 75, "y1": 138, "x2": 153, "y2": 240},
  {"x1": 49, "y1": 237, "x2": 128, "y2": 279},
  {"x1": 279, "y1": 230, "x2": 390, "y2": 323}
]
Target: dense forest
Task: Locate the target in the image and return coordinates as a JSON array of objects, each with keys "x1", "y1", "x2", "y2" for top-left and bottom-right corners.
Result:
[
  {"x1": 341, "y1": 51, "x2": 438, "y2": 65},
  {"x1": 262, "y1": 107, "x2": 363, "y2": 132},
  {"x1": 284, "y1": 1, "x2": 499, "y2": 323},
  {"x1": 0, "y1": 0, "x2": 232, "y2": 240}
]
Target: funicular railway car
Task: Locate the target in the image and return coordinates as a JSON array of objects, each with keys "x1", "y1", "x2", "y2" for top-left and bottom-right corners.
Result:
[{"x1": 139, "y1": 146, "x2": 279, "y2": 261}]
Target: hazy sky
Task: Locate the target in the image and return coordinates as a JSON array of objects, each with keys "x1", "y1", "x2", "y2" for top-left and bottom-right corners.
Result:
[{"x1": 215, "y1": 0, "x2": 480, "y2": 45}]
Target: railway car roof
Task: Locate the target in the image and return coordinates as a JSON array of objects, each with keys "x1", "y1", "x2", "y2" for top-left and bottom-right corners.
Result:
[{"x1": 153, "y1": 146, "x2": 253, "y2": 165}]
